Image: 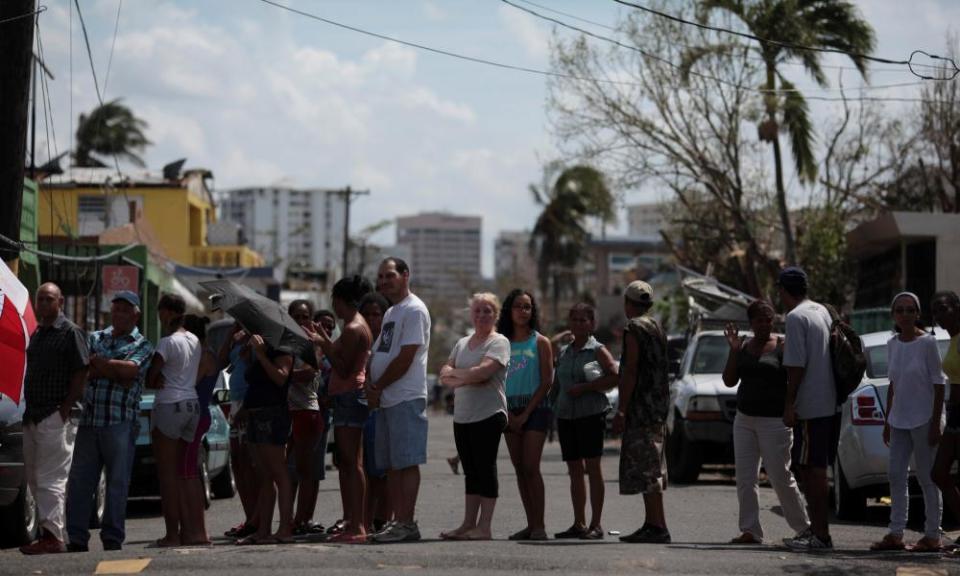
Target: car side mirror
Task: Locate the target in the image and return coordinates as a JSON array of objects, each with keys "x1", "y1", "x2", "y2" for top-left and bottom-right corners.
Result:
[{"x1": 213, "y1": 388, "x2": 230, "y2": 405}]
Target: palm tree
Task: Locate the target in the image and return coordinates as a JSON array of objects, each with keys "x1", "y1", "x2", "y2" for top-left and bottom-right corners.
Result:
[
  {"x1": 74, "y1": 99, "x2": 151, "y2": 168},
  {"x1": 698, "y1": 0, "x2": 875, "y2": 264},
  {"x1": 530, "y1": 164, "x2": 617, "y2": 323}
]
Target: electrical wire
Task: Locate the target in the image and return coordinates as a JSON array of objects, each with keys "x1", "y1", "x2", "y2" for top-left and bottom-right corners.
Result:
[
  {"x1": 502, "y1": 0, "x2": 927, "y2": 94},
  {"x1": 609, "y1": 0, "x2": 960, "y2": 80},
  {"x1": 0, "y1": 231, "x2": 139, "y2": 263},
  {"x1": 0, "y1": 4, "x2": 46, "y2": 25},
  {"x1": 255, "y1": 0, "x2": 939, "y2": 104},
  {"x1": 102, "y1": 0, "x2": 122, "y2": 97},
  {"x1": 73, "y1": 0, "x2": 103, "y2": 105},
  {"x1": 511, "y1": 0, "x2": 941, "y2": 75}
]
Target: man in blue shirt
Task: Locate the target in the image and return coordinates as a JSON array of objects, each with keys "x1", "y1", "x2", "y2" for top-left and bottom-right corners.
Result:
[{"x1": 65, "y1": 291, "x2": 153, "y2": 552}]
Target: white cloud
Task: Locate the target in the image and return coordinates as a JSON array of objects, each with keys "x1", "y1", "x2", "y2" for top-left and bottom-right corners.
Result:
[
  {"x1": 401, "y1": 88, "x2": 476, "y2": 124},
  {"x1": 497, "y1": 4, "x2": 551, "y2": 61},
  {"x1": 421, "y1": 1, "x2": 447, "y2": 23}
]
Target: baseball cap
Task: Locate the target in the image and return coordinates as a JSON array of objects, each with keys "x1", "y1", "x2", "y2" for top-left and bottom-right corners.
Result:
[
  {"x1": 776, "y1": 266, "x2": 808, "y2": 290},
  {"x1": 625, "y1": 280, "x2": 654, "y2": 304},
  {"x1": 111, "y1": 290, "x2": 141, "y2": 308}
]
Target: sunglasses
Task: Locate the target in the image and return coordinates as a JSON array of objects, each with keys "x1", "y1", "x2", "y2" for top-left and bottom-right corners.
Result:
[{"x1": 893, "y1": 307, "x2": 917, "y2": 315}]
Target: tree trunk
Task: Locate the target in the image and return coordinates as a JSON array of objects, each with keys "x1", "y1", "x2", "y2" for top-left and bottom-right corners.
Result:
[
  {"x1": 765, "y1": 63, "x2": 796, "y2": 265},
  {"x1": 0, "y1": 0, "x2": 36, "y2": 268}
]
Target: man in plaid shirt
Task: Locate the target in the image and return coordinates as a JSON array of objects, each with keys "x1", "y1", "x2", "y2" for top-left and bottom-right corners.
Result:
[{"x1": 65, "y1": 291, "x2": 153, "y2": 552}]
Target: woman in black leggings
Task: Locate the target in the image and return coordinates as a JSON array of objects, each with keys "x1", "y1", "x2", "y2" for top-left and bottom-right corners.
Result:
[{"x1": 438, "y1": 293, "x2": 512, "y2": 540}]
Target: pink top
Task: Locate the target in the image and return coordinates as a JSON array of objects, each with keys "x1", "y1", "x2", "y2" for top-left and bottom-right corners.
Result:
[{"x1": 329, "y1": 349, "x2": 370, "y2": 396}]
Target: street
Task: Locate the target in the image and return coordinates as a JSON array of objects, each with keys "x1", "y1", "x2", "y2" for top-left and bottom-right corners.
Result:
[{"x1": 2, "y1": 412, "x2": 958, "y2": 576}]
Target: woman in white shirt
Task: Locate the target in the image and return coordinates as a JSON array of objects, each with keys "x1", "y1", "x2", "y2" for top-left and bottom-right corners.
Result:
[
  {"x1": 146, "y1": 293, "x2": 202, "y2": 547},
  {"x1": 871, "y1": 292, "x2": 945, "y2": 552}
]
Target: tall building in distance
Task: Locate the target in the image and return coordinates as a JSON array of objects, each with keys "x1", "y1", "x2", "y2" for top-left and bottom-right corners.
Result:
[
  {"x1": 396, "y1": 212, "x2": 482, "y2": 305},
  {"x1": 494, "y1": 230, "x2": 538, "y2": 295},
  {"x1": 218, "y1": 187, "x2": 347, "y2": 280},
  {"x1": 627, "y1": 202, "x2": 669, "y2": 238}
]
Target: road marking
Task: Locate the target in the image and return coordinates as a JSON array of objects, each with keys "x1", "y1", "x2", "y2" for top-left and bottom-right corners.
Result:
[
  {"x1": 94, "y1": 559, "x2": 152, "y2": 574},
  {"x1": 896, "y1": 567, "x2": 947, "y2": 576}
]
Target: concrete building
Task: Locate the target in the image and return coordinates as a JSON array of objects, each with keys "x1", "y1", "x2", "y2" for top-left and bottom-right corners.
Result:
[
  {"x1": 219, "y1": 187, "x2": 347, "y2": 281},
  {"x1": 396, "y1": 212, "x2": 482, "y2": 306},
  {"x1": 627, "y1": 202, "x2": 669, "y2": 238},
  {"x1": 847, "y1": 211, "x2": 960, "y2": 315},
  {"x1": 494, "y1": 230, "x2": 538, "y2": 294}
]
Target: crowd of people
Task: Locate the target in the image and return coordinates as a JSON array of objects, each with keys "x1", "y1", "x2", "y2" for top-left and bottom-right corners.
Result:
[{"x1": 13, "y1": 257, "x2": 960, "y2": 555}]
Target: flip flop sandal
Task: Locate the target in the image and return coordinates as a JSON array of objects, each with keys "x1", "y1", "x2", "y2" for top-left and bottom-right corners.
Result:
[
  {"x1": 327, "y1": 533, "x2": 368, "y2": 544},
  {"x1": 730, "y1": 533, "x2": 762, "y2": 545},
  {"x1": 236, "y1": 535, "x2": 277, "y2": 546},
  {"x1": 870, "y1": 535, "x2": 905, "y2": 551},
  {"x1": 907, "y1": 538, "x2": 941, "y2": 553},
  {"x1": 154, "y1": 538, "x2": 180, "y2": 548}
]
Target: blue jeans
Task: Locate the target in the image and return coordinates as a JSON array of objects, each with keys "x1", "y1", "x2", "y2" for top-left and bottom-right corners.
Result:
[{"x1": 66, "y1": 422, "x2": 134, "y2": 547}]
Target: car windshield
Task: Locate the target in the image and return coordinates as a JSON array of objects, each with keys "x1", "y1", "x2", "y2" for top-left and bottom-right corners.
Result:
[
  {"x1": 690, "y1": 335, "x2": 729, "y2": 375},
  {"x1": 866, "y1": 338, "x2": 950, "y2": 379}
]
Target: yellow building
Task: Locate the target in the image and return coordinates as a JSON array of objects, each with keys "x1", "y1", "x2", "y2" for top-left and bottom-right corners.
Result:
[{"x1": 38, "y1": 167, "x2": 263, "y2": 268}]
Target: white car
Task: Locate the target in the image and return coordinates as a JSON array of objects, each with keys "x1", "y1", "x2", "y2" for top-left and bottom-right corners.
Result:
[
  {"x1": 833, "y1": 328, "x2": 952, "y2": 520},
  {"x1": 666, "y1": 330, "x2": 749, "y2": 483}
]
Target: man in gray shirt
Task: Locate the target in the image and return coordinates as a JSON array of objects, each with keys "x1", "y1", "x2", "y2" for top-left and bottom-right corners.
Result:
[{"x1": 779, "y1": 266, "x2": 838, "y2": 551}]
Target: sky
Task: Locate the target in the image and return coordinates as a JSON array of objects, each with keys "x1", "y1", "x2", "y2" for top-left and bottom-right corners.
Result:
[{"x1": 28, "y1": 0, "x2": 960, "y2": 277}]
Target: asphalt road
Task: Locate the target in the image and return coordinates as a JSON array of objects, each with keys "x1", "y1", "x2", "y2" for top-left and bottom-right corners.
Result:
[{"x1": 3, "y1": 412, "x2": 960, "y2": 575}]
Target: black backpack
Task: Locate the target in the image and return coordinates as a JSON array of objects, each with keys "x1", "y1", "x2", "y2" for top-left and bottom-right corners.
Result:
[{"x1": 826, "y1": 307, "x2": 867, "y2": 405}]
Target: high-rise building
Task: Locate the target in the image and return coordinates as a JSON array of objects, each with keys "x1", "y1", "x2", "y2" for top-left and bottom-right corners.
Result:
[
  {"x1": 218, "y1": 187, "x2": 347, "y2": 280},
  {"x1": 627, "y1": 202, "x2": 669, "y2": 238},
  {"x1": 395, "y1": 212, "x2": 482, "y2": 305},
  {"x1": 494, "y1": 230, "x2": 538, "y2": 294}
]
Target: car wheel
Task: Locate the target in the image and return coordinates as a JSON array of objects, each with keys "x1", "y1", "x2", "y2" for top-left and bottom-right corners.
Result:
[
  {"x1": 211, "y1": 453, "x2": 236, "y2": 499},
  {"x1": 201, "y1": 448, "x2": 212, "y2": 510},
  {"x1": 0, "y1": 481, "x2": 38, "y2": 546},
  {"x1": 89, "y1": 472, "x2": 106, "y2": 529},
  {"x1": 667, "y1": 414, "x2": 702, "y2": 484},
  {"x1": 833, "y1": 460, "x2": 866, "y2": 520}
]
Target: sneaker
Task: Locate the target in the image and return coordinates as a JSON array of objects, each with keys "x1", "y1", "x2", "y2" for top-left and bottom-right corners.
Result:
[
  {"x1": 371, "y1": 521, "x2": 421, "y2": 543},
  {"x1": 20, "y1": 535, "x2": 66, "y2": 555},
  {"x1": 784, "y1": 534, "x2": 833, "y2": 551},
  {"x1": 102, "y1": 540, "x2": 122, "y2": 551},
  {"x1": 66, "y1": 543, "x2": 88, "y2": 553}
]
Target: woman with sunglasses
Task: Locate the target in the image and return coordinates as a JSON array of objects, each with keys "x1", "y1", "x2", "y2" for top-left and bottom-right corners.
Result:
[{"x1": 871, "y1": 292, "x2": 945, "y2": 552}]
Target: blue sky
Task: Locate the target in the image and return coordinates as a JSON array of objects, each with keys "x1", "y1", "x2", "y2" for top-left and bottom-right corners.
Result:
[{"x1": 31, "y1": 1, "x2": 960, "y2": 276}]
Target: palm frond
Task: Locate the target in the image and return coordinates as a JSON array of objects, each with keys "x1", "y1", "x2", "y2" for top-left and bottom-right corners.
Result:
[{"x1": 780, "y1": 79, "x2": 817, "y2": 184}]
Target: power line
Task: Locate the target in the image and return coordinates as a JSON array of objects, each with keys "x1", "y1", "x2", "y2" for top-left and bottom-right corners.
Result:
[
  {"x1": 0, "y1": 4, "x2": 45, "y2": 25},
  {"x1": 255, "y1": 0, "x2": 937, "y2": 103},
  {"x1": 502, "y1": 0, "x2": 927, "y2": 94},
  {"x1": 73, "y1": 0, "x2": 103, "y2": 104},
  {"x1": 511, "y1": 0, "x2": 934, "y2": 75},
  {"x1": 0, "y1": 231, "x2": 139, "y2": 263},
  {"x1": 103, "y1": 0, "x2": 122, "y2": 97},
  {"x1": 609, "y1": 0, "x2": 959, "y2": 80}
]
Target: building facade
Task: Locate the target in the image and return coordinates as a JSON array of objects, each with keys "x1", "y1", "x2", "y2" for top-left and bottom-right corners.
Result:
[
  {"x1": 396, "y1": 212, "x2": 482, "y2": 306},
  {"x1": 627, "y1": 202, "x2": 669, "y2": 238},
  {"x1": 494, "y1": 230, "x2": 538, "y2": 294},
  {"x1": 219, "y1": 187, "x2": 347, "y2": 280}
]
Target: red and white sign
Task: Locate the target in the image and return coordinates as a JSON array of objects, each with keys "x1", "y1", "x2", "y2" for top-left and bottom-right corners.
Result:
[
  {"x1": 0, "y1": 260, "x2": 35, "y2": 405},
  {"x1": 101, "y1": 265, "x2": 139, "y2": 311}
]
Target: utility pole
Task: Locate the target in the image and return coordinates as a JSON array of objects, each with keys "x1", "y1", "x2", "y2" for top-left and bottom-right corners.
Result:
[
  {"x1": 327, "y1": 187, "x2": 369, "y2": 277},
  {"x1": 0, "y1": 0, "x2": 37, "y2": 273}
]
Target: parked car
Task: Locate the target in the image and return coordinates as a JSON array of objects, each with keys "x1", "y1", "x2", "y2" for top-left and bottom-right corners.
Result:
[
  {"x1": 833, "y1": 327, "x2": 951, "y2": 520},
  {"x1": 0, "y1": 394, "x2": 36, "y2": 546},
  {"x1": 606, "y1": 334, "x2": 687, "y2": 436}
]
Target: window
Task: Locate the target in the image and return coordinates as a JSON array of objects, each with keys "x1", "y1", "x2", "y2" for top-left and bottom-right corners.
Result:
[{"x1": 77, "y1": 196, "x2": 107, "y2": 235}]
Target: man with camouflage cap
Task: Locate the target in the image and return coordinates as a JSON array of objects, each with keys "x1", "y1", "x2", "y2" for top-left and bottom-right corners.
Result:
[{"x1": 613, "y1": 280, "x2": 671, "y2": 543}]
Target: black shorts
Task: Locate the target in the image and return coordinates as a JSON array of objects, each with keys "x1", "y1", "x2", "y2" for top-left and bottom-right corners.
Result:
[
  {"x1": 557, "y1": 413, "x2": 606, "y2": 461},
  {"x1": 792, "y1": 413, "x2": 840, "y2": 469},
  {"x1": 509, "y1": 406, "x2": 554, "y2": 433},
  {"x1": 247, "y1": 406, "x2": 291, "y2": 446}
]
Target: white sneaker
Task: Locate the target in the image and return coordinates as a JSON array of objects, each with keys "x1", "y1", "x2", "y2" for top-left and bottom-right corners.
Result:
[{"x1": 371, "y1": 521, "x2": 421, "y2": 543}]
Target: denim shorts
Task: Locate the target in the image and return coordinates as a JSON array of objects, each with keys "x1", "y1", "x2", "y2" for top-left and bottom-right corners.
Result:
[
  {"x1": 247, "y1": 406, "x2": 291, "y2": 446},
  {"x1": 363, "y1": 410, "x2": 387, "y2": 479},
  {"x1": 375, "y1": 398, "x2": 428, "y2": 471},
  {"x1": 152, "y1": 400, "x2": 201, "y2": 442},
  {"x1": 508, "y1": 405, "x2": 554, "y2": 433},
  {"x1": 333, "y1": 389, "x2": 369, "y2": 428}
]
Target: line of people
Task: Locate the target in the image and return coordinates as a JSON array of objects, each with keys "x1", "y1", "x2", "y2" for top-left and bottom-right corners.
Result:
[{"x1": 15, "y1": 260, "x2": 960, "y2": 554}]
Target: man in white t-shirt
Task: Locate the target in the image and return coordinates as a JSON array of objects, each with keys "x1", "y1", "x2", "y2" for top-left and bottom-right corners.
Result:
[
  {"x1": 778, "y1": 266, "x2": 838, "y2": 551},
  {"x1": 366, "y1": 257, "x2": 431, "y2": 543}
]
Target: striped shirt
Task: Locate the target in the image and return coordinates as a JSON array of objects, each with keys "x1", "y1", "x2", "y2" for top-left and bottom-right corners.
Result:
[{"x1": 81, "y1": 326, "x2": 154, "y2": 427}]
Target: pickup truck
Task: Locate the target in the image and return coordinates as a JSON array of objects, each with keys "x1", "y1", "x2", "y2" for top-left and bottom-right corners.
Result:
[
  {"x1": 666, "y1": 330, "x2": 744, "y2": 483},
  {"x1": 0, "y1": 393, "x2": 36, "y2": 546}
]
